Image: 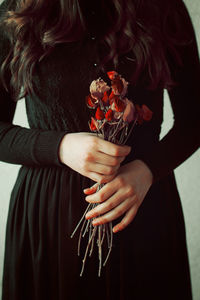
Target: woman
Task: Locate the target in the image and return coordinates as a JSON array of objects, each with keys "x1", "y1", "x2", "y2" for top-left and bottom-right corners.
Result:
[{"x1": 0, "y1": 0, "x2": 199, "y2": 299}]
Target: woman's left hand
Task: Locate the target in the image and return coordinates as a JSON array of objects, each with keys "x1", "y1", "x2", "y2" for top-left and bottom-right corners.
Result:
[{"x1": 84, "y1": 159, "x2": 153, "y2": 233}]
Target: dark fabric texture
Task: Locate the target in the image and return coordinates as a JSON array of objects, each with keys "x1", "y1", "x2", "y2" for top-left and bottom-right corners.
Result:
[{"x1": 0, "y1": 0, "x2": 199, "y2": 299}]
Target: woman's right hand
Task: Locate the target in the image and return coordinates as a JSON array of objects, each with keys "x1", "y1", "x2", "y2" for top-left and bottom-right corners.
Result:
[{"x1": 59, "y1": 132, "x2": 131, "y2": 183}]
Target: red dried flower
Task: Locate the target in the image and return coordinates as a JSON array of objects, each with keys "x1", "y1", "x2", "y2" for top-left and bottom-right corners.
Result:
[
  {"x1": 135, "y1": 104, "x2": 153, "y2": 124},
  {"x1": 86, "y1": 95, "x2": 98, "y2": 109},
  {"x1": 123, "y1": 98, "x2": 135, "y2": 123},
  {"x1": 111, "y1": 96, "x2": 126, "y2": 112},
  {"x1": 95, "y1": 107, "x2": 105, "y2": 120},
  {"x1": 102, "y1": 90, "x2": 110, "y2": 105},
  {"x1": 135, "y1": 105, "x2": 144, "y2": 124},
  {"x1": 105, "y1": 109, "x2": 114, "y2": 121},
  {"x1": 112, "y1": 75, "x2": 124, "y2": 95},
  {"x1": 107, "y1": 71, "x2": 118, "y2": 80},
  {"x1": 141, "y1": 104, "x2": 153, "y2": 121},
  {"x1": 109, "y1": 90, "x2": 115, "y2": 102}
]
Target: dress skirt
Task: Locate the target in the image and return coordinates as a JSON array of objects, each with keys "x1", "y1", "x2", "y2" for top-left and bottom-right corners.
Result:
[{"x1": 2, "y1": 164, "x2": 192, "y2": 300}]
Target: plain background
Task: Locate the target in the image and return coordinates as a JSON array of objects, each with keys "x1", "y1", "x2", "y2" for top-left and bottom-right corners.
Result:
[{"x1": 0, "y1": 0, "x2": 199, "y2": 299}]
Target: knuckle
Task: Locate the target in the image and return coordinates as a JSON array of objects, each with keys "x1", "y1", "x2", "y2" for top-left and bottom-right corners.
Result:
[
  {"x1": 102, "y1": 174, "x2": 114, "y2": 183},
  {"x1": 126, "y1": 185, "x2": 134, "y2": 197},
  {"x1": 106, "y1": 202, "x2": 114, "y2": 210},
  {"x1": 98, "y1": 193, "x2": 104, "y2": 202},
  {"x1": 112, "y1": 158, "x2": 119, "y2": 166},
  {"x1": 106, "y1": 166, "x2": 115, "y2": 175},
  {"x1": 83, "y1": 152, "x2": 92, "y2": 162},
  {"x1": 98, "y1": 176, "x2": 105, "y2": 184},
  {"x1": 116, "y1": 176, "x2": 125, "y2": 187},
  {"x1": 116, "y1": 208, "x2": 124, "y2": 217},
  {"x1": 113, "y1": 148, "x2": 120, "y2": 156}
]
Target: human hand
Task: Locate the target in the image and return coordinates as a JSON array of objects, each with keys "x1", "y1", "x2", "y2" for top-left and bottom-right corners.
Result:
[
  {"x1": 84, "y1": 159, "x2": 153, "y2": 233},
  {"x1": 59, "y1": 132, "x2": 131, "y2": 183}
]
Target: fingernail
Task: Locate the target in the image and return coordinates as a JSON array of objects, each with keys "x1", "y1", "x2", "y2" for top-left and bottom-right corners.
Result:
[
  {"x1": 92, "y1": 219, "x2": 99, "y2": 226},
  {"x1": 113, "y1": 226, "x2": 119, "y2": 233},
  {"x1": 85, "y1": 212, "x2": 91, "y2": 219}
]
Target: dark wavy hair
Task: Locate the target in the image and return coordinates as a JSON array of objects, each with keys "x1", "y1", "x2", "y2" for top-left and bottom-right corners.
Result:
[{"x1": 0, "y1": 0, "x2": 190, "y2": 100}]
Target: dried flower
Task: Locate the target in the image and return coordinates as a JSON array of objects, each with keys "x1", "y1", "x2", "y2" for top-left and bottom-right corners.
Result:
[
  {"x1": 107, "y1": 71, "x2": 118, "y2": 80},
  {"x1": 110, "y1": 96, "x2": 126, "y2": 112},
  {"x1": 71, "y1": 70, "x2": 153, "y2": 277},
  {"x1": 102, "y1": 90, "x2": 111, "y2": 105},
  {"x1": 90, "y1": 78, "x2": 110, "y2": 100},
  {"x1": 86, "y1": 95, "x2": 98, "y2": 109},
  {"x1": 141, "y1": 104, "x2": 153, "y2": 121},
  {"x1": 95, "y1": 107, "x2": 105, "y2": 120},
  {"x1": 105, "y1": 109, "x2": 114, "y2": 121},
  {"x1": 123, "y1": 98, "x2": 135, "y2": 123}
]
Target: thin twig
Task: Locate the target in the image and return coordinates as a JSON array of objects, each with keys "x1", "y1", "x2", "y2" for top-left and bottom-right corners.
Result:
[
  {"x1": 122, "y1": 117, "x2": 138, "y2": 145},
  {"x1": 98, "y1": 225, "x2": 102, "y2": 277},
  {"x1": 78, "y1": 217, "x2": 88, "y2": 256},
  {"x1": 80, "y1": 226, "x2": 97, "y2": 276},
  {"x1": 103, "y1": 222, "x2": 113, "y2": 267},
  {"x1": 70, "y1": 203, "x2": 92, "y2": 238}
]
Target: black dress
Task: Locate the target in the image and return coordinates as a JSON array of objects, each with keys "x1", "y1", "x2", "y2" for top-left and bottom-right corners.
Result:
[{"x1": 0, "y1": 0, "x2": 199, "y2": 299}]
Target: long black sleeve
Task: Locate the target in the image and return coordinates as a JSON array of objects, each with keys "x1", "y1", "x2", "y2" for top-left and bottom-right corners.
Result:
[
  {"x1": 139, "y1": 0, "x2": 200, "y2": 182},
  {"x1": 0, "y1": 0, "x2": 67, "y2": 167}
]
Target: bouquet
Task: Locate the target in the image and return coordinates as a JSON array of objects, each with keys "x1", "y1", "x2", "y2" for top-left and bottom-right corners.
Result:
[{"x1": 71, "y1": 71, "x2": 153, "y2": 276}]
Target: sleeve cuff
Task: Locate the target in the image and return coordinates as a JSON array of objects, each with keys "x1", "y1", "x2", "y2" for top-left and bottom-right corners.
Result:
[{"x1": 33, "y1": 130, "x2": 68, "y2": 167}]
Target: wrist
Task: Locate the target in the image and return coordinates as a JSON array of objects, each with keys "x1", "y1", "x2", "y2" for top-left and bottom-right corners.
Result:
[{"x1": 131, "y1": 159, "x2": 154, "y2": 186}]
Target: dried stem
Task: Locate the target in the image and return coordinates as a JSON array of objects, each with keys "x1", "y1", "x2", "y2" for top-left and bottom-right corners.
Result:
[
  {"x1": 103, "y1": 222, "x2": 113, "y2": 267},
  {"x1": 98, "y1": 225, "x2": 102, "y2": 277},
  {"x1": 80, "y1": 226, "x2": 97, "y2": 277},
  {"x1": 70, "y1": 203, "x2": 92, "y2": 238},
  {"x1": 71, "y1": 113, "x2": 138, "y2": 277}
]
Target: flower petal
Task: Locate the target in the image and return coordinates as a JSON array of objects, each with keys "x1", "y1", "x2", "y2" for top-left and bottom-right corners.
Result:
[
  {"x1": 141, "y1": 104, "x2": 153, "y2": 121},
  {"x1": 90, "y1": 78, "x2": 110, "y2": 100},
  {"x1": 111, "y1": 76, "x2": 124, "y2": 95},
  {"x1": 95, "y1": 107, "x2": 105, "y2": 120},
  {"x1": 105, "y1": 109, "x2": 114, "y2": 121},
  {"x1": 102, "y1": 90, "x2": 111, "y2": 105},
  {"x1": 111, "y1": 96, "x2": 126, "y2": 112},
  {"x1": 107, "y1": 71, "x2": 118, "y2": 80},
  {"x1": 123, "y1": 98, "x2": 135, "y2": 123},
  {"x1": 86, "y1": 95, "x2": 98, "y2": 109}
]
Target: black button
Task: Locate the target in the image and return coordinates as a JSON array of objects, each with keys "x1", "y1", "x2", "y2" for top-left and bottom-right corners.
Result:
[{"x1": 93, "y1": 63, "x2": 97, "y2": 67}]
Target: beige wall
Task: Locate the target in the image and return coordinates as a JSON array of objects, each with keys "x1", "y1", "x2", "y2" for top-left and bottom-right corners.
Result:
[{"x1": 0, "y1": 0, "x2": 199, "y2": 299}]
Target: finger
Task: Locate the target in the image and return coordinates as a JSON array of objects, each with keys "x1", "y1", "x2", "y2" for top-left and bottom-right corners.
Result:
[
  {"x1": 88, "y1": 171, "x2": 116, "y2": 184},
  {"x1": 85, "y1": 177, "x2": 119, "y2": 203},
  {"x1": 87, "y1": 162, "x2": 119, "y2": 176},
  {"x1": 91, "y1": 197, "x2": 136, "y2": 226},
  {"x1": 83, "y1": 183, "x2": 99, "y2": 195},
  {"x1": 85, "y1": 189, "x2": 126, "y2": 219},
  {"x1": 112, "y1": 206, "x2": 138, "y2": 233},
  {"x1": 97, "y1": 139, "x2": 131, "y2": 157},
  {"x1": 95, "y1": 152, "x2": 125, "y2": 167}
]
